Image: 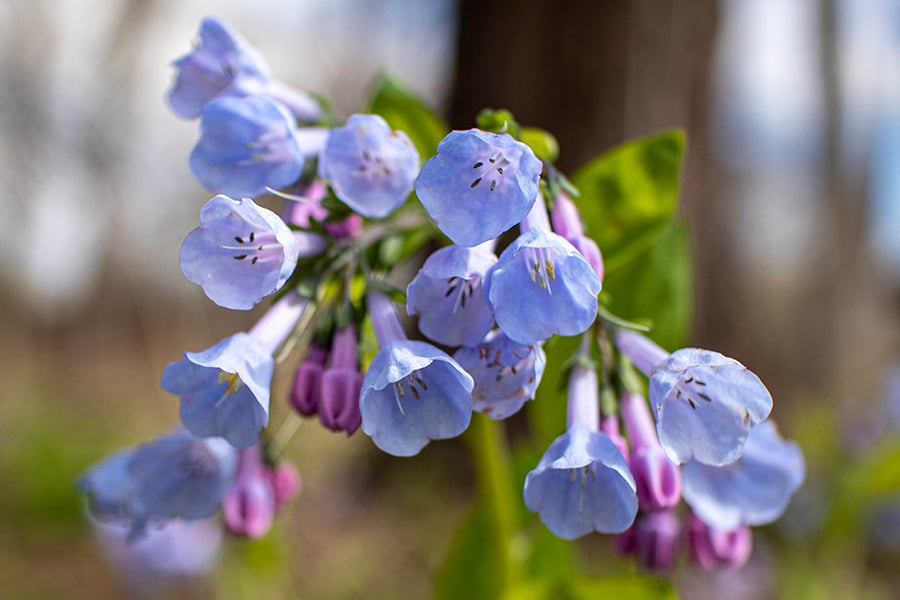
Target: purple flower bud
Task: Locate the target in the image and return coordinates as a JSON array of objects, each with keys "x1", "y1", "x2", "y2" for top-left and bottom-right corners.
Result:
[
  {"x1": 632, "y1": 510, "x2": 681, "y2": 572},
  {"x1": 407, "y1": 244, "x2": 497, "y2": 347},
  {"x1": 416, "y1": 129, "x2": 542, "y2": 247},
  {"x1": 615, "y1": 330, "x2": 773, "y2": 466},
  {"x1": 621, "y1": 391, "x2": 681, "y2": 511},
  {"x1": 190, "y1": 95, "x2": 305, "y2": 199},
  {"x1": 319, "y1": 325, "x2": 363, "y2": 435},
  {"x1": 290, "y1": 344, "x2": 328, "y2": 416},
  {"x1": 318, "y1": 114, "x2": 420, "y2": 218},
  {"x1": 223, "y1": 444, "x2": 276, "y2": 538},
  {"x1": 688, "y1": 513, "x2": 752, "y2": 570},
  {"x1": 549, "y1": 192, "x2": 585, "y2": 239},
  {"x1": 266, "y1": 462, "x2": 301, "y2": 510},
  {"x1": 601, "y1": 416, "x2": 630, "y2": 460}
]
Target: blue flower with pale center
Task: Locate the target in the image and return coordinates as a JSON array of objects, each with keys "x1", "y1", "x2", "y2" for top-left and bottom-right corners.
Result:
[
  {"x1": 162, "y1": 333, "x2": 273, "y2": 448},
  {"x1": 180, "y1": 195, "x2": 312, "y2": 310},
  {"x1": 190, "y1": 95, "x2": 304, "y2": 199},
  {"x1": 359, "y1": 340, "x2": 474, "y2": 457},
  {"x1": 77, "y1": 431, "x2": 237, "y2": 541},
  {"x1": 318, "y1": 114, "x2": 420, "y2": 218},
  {"x1": 168, "y1": 17, "x2": 271, "y2": 120},
  {"x1": 406, "y1": 244, "x2": 496, "y2": 347},
  {"x1": 168, "y1": 17, "x2": 321, "y2": 122},
  {"x1": 682, "y1": 420, "x2": 805, "y2": 530},
  {"x1": 615, "y1": 330, "x2": 774, "y2": 467},
  {"x1": 484, "y1": 227, "x2": 601, "y2": 344},
  {"x1": 415, "y1": 129, "x2": 542, "y2": 247},
  {"x1": 454, "y1": 330, "x2": 545, "y2": 419},
  {"x1": 524, "y1": 428, "x2": 638, "y2": 539}
]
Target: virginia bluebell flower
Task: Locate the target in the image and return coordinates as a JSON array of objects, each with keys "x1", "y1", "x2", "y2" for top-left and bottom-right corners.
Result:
[
  {"x1": 168, "y1": 16, "x2": 321, "y2": 121},
  {"x1": 222, "y1": 443, "x2": 276, "y2": 538},
  {"x1": 453, "y1": 330, "x2": 545, "y2": 419},
  {"x1": 415, "y1": 129, "x2": 542, "y2": 247},
  {"x1": 162, "y1": 292, "x2": 308, "y2": 448},
  {"x1": 78, "y1": 431, "x2": 237, "y2": 541},
  {"x1": 359, "y1": 291, "x2": 474, "y2": 457},
  {"x1": 523, "y1": 364, "x2": 638, "y2": 539},
  {"x1": 621, "y1": 391, "x2": 681, "y2": 511},
  {"x1": 485, "y1": 227, "x2": 601, "y2": 345},
  {"x1": 406, "y1": 244, "x2": 497, "y2": 347},
  {"x1": 614, "y1": 330, "x2": 774, "y2": 466},
  {"x1": 190, "y1": 95, "x2": 305, "y2": 199},
  {"x1": 92, "y1": 517, "x2": 223, "y2": 591},
  {"x1": 318, "y1": 114, "x2": 420, "y2": 218},
  {"x1": 681, "y1": 420, "x2": 805, "y2": 530},
  {"x1": 180, "y1": 195, "x2": 325, "y2": 310},
  {"x1": 687, "y1": 513, "x2": 752, "y2": 570}
]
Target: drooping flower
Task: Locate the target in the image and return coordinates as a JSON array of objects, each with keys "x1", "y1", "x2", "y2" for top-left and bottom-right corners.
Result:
[
  {"x1": 162, "y1": 291, "x2": 308, "y2": 448},
  {"x1": 485, "y1": 227, "x2": 601, "y2": 345},
  {"x1": 92, "y1": 517, "x2": 223, "y2": 592},
  {"x1": 168, "y1": 16, "x2": 320, "y2": 121},
  {"x1": 319, "y1": 325, "x2": 364, "y2": 435},
  {"x1": 453, "y1": 330, "x2": 545, "y2": 419},
  {"x1": 359, "y1": 291, "x2": 474, "y2": 457},
  {"x1": 318, "y1": 114, "x2": 420, "y2": 218},
  {"x1": 77, "y1": 431, "x2": 237, "y2": 541},
  {"x1": 180, "y1": 195, "x2": 325, "y2": 310},
  {"x1": 621, "y1": 391, "x2": 681, "y2": 511},
  {"x1": 406, "y1": 244, "x2": 497, "y2": 347},
  {"x1": 189, "y1": 95, "x2": 305, "y2": 199},
  {"x1": 222, "y1": 443, "x2": 276, "y2": 538},
  {"x1": 416, "y1": 129, "x2": 542, "y2": 247},
  {"x1": 614, "y1": 330, "x2": 774, "y2": 466},
  {"x1": 523, "y1": 363, "x2": 638, "y2": 539},
  {"x1": 687, "y1": 513, "x2": 753, "y2": 570},
  {"x1": 681, "y1": 420, "x2": 805, "y2": 530}
]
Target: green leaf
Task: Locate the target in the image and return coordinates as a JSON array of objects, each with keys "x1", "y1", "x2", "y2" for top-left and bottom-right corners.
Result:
[
  {"x1": 570, "y1": 130, "x2": 685, "y2": 274},
  {"x1": 367, "y1": 75, "x2": 448, "y2": 159},
  {"x1": 520, "y1": 127, "x2": 559, "y2": 162},
  {"x1": 434, "y1": 500, "x2": 504, "y2": 600},
  {"x1": 602, "y1": 219, "x2": 693, "y2": 350}
]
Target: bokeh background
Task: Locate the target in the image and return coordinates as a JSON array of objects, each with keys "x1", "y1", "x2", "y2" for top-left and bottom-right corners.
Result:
[{"x1": 1, "y1": 0, "x2": 899, "y2": 598}]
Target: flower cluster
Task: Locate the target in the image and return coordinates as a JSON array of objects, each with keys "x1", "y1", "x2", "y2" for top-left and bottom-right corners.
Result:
[{"x1": 77, "y1": 15, "x2": 805, "y2": 583}]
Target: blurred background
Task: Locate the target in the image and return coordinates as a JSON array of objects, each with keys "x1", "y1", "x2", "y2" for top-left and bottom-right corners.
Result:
[{"x1": 1, "y1": 0, "x2": 899, "y2": 598}]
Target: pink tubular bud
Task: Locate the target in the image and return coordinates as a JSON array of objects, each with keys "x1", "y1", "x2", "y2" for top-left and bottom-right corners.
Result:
[
  {"x1": 688, "y1": 513, "x2": 753, "y2": 571},
  {"x1": 290, "y1": 345, "x2": 328, "y2": 416},
  {"x1": 622, "y1": 391, "x2": 681, "y2": 511},
  {"x1": 633, "y1": 510, "x2": 680, "y2": 572}
]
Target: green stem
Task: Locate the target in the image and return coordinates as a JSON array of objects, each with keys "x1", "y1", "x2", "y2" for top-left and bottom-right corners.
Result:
[{"x1": 465, "y1": 413, "x2": 517, "y2": 593}]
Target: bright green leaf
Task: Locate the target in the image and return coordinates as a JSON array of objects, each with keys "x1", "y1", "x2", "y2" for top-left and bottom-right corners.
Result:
[
  {"x1": 520, "y1": 127, "x2": 559, "y2": 162},
  {"x1": 570, "y1": 130, "x2": 685, "y2": 274},
  {"x1": 367, "y1": 75, "x2": 448, "y2": 159},
  {"x1": 602, "y1": 219, "x2": 693, "y2": 350}
]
